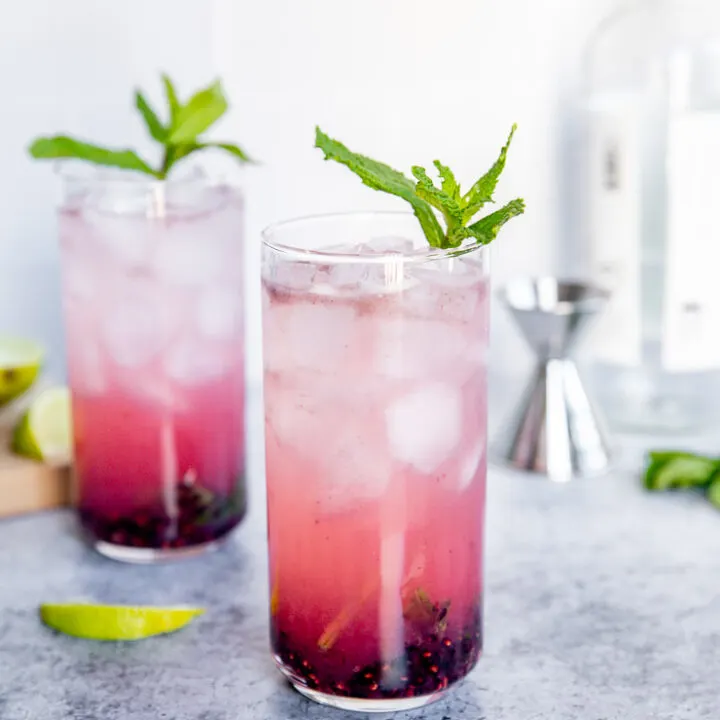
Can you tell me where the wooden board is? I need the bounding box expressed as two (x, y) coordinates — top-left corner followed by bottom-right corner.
(0, 428), (72, 519)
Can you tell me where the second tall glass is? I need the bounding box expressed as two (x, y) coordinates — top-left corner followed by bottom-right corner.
(262, 212), (489, 712)
(59, 167), (247, 563)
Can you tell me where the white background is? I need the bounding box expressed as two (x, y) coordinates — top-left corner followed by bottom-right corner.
(1, 0), (623, 384)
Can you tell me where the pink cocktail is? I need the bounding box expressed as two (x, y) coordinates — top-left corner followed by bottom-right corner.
(59, 168), (247, 563)
(262, 213), (489, 712)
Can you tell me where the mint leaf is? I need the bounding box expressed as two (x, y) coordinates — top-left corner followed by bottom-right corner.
(644, 452), (718, 491)
(162, 74), (181, 124)
(29, 136), (158, 177)
(168, 80), (228, 145)
(462, 124), (517, 222)
(466, 198), (526, 245)
(434, 160), (460, 201)
(315, 127), (445, 248)
(315, 126), (523, 250)
(30, 75), (253, 180)
(403, 588), (450, 635)
(203, 142), (253, 164)
(135, 91), (167, 142)
(162, 142), (253, 175)
(411, 166), (464, 227)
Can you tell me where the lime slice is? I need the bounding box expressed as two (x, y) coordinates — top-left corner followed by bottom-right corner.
(40, 603), (205, 641)
(12, 387), (72, 464)
(0, 337), (44, 407)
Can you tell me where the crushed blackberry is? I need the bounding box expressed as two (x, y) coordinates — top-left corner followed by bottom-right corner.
(80, 477), (246, 549)
(274, 615), (482, 700)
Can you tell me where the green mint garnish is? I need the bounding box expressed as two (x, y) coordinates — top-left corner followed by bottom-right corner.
(315, 126), (525, 250)
(29, 75), (252, 180)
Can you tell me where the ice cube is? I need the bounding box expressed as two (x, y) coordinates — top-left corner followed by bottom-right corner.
(196, 286), (242, 340)
(314, 262), (368, 292)
(84, 210), (154, 269)
(155, 227), (225, 286)
(322, 242), (366, 254)
(459, 437), (486, 491)
(266, 380), (326, 452)
(129, 375), (190, 412)
(363, 236), (415, 255)
(68, 340), (106, 395)
(375, 318), (473, 379)
(101, 278), (177, 368)
(313, 261), (411, 297)
(164, 340), (234, 385)
(62, 259), (97, 302)
(263, 300), (357, 373)
(268, 259), (317, 292)
(385, 383), (462, 473)
(404, 259), (487, 323)
(267, 373), (392, 509)
(321, 424), (393, 511)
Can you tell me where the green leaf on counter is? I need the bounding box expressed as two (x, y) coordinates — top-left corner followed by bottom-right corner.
(644, 451), (718, 491)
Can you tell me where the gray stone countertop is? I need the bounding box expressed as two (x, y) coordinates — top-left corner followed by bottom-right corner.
(1, 388), (720, 720)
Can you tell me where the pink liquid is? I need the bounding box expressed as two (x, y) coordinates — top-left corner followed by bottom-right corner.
(73, 365), (245, 549)
(263, 254), (489, 702)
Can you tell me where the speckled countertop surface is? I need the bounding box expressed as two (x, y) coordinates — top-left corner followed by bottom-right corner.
(1, 388), (720, 720)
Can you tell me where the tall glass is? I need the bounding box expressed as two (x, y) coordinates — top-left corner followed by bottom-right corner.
(58, 167), (247, 563)
(262, 213), (489, 712)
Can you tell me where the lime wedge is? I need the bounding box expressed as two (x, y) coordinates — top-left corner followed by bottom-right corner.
(39, 603), (205, 641)
(12, 387), (72, 464)
(0, 337), (44, 407)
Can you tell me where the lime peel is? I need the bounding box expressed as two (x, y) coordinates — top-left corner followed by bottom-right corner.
(0, 337), (44, 407)
(12, 386), (72, 464)
(39, 603), (205, 641)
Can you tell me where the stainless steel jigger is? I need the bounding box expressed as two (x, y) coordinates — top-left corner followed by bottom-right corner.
(496, 278), (612, 482)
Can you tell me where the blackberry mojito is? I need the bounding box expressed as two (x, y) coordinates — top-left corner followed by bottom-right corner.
(261, 126), (523, 711)
(262, 213), (490, 711)
(30, 76), (253, 562)
(59, 170), (247, 562)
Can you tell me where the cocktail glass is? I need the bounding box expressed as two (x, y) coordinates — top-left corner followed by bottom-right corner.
(262, 212), (489, 712)
(59, 166), (247, 563)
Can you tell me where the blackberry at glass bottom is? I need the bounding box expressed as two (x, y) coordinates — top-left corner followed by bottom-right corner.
(272, 608), (482, 713)
(79, 478), (246, 563)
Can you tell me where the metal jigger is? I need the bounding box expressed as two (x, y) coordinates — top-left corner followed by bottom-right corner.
(496, 278), (612, 483)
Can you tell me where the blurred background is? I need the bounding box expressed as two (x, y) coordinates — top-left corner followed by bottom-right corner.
(2, 0), (626, 390)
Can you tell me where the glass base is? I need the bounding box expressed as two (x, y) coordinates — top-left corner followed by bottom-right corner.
(290, 682), (447, 714)
(93, 537), (225, 564)
(276, 662), (448, 714)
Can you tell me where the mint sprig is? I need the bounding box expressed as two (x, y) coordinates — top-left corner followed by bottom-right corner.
(315, 126), (524, 250)
(29, 75), (252, 180)
(644, 450), (720, 509)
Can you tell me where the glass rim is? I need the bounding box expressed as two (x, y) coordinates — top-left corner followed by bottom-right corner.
(261, 211), (491, 265)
